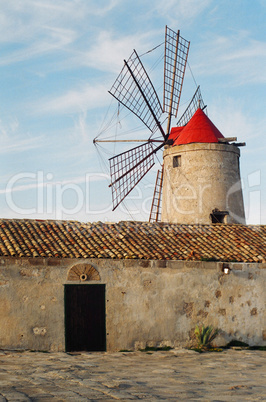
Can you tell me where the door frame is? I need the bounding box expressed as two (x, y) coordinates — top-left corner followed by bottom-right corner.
(64, 283), (106, 352)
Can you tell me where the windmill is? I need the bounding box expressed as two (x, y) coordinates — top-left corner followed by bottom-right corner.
(94, 26), (206, 222)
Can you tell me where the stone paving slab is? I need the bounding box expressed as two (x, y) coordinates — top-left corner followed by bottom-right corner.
(0, 349), (265, 401)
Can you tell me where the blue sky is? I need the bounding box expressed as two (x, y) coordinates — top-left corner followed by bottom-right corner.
(0, 0), (265, 224)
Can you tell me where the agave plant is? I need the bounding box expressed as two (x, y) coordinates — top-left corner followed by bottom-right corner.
(194, 325), (219, 349)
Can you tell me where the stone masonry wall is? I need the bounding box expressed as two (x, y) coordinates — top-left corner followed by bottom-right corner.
(161, 143), (246, 224)
(0, 257), (265, 351)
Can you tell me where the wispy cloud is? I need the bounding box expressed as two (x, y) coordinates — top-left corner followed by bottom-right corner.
(0, 118), (45, 154)
(209, 99), (265, 143)
(0, 27), (76, 66)
(0, 0), (120, 65)
(34, 83), (109, 115)
(153, 0), (213, 23)
(194, 31), (266, 85)
(1, 136), (45, 154)
(79, 30), (158, 73)
(79, 0), (120, 16)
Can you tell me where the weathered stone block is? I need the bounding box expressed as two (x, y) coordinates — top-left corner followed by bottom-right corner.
(47, 258), (62, 266)
(203, 262), (218, 270)
(184, 262), (202, 269)
(139, 261), (150, 268)
(28, 258), (45, 266)
(156, 260), (167, 268)
(232, 263), (243, 271)
(167, 260), (184, 270)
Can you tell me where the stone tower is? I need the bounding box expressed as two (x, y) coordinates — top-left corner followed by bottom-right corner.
(161, 109), (246, 224)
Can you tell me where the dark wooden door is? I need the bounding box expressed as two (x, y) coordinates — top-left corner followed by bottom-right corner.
(65, 284), (106, 352)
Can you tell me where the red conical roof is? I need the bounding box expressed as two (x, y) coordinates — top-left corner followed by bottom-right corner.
(173, 108), (224, 146)
(168, 126), (184, 142)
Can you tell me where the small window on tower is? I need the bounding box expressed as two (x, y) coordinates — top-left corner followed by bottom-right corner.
(173, 155), (181, 168)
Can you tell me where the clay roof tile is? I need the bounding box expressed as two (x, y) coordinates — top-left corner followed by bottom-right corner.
(0, 219), (265, 262)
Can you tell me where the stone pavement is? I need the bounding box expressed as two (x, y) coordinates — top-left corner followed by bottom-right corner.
(0, 349), (265, 401)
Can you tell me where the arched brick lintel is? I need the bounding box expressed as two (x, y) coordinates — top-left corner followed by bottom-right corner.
(67, 263), (100, 282)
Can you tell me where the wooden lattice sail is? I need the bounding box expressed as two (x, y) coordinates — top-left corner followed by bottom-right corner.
(94, 26), (207, 219)
(176, 85), (206, 127)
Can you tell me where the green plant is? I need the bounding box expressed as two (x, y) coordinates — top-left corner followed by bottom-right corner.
(194, 325), (219, 349)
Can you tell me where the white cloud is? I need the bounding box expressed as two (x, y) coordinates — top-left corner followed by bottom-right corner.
(194, 31), (266, 85)
(78, 30), (159, 73)
(79, 0), (120, 16)
(0, 27), (77, 66)
(0, 1), (78, 42)
(34, 83), (109, 115)
(74, 110), (88, 143)
(0, 136), (45, 154)
(0, 0), (120, 65)
(0, 118), (45, 154)
(153, 0), (213, 23)
(208, 99), (266, 143)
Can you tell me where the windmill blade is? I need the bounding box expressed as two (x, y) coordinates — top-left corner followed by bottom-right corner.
(164, 26), (190, 133)
(109, 142), (164, 211)
(109, 50), (165, 137)
(149, 168), (164, 222)
(176, 86), (206, 127)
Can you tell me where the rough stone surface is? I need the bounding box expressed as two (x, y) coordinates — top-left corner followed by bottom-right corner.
(162, 142), (245, 224)
(0, 258), (265, 352)
(0, 349), (265, 401)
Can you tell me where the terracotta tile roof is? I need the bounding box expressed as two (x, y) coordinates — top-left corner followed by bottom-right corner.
(0, 219), (265, 262)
